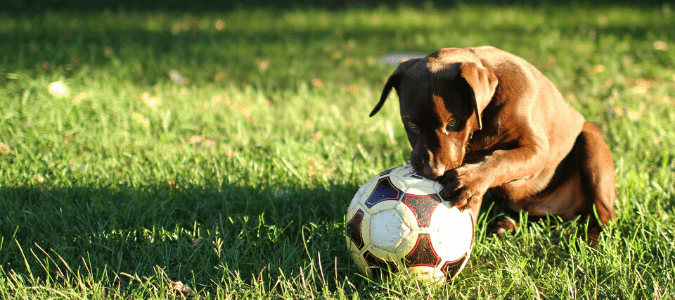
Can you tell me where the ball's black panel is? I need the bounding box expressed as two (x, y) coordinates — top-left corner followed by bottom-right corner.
(403, 194), (441, 227)
(441, 253), (468, 278)
(363, 250), (398, 277)
(346, 209), (365, 250)
(404, 233), (440, 268)
(364, 177), (402, 209)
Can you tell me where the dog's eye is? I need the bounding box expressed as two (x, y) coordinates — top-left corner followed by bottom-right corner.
(446, 118), (458, 130)
(406, 121), (418, 130)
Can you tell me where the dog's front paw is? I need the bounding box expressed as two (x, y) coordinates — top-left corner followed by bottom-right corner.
(487, 218), (518, 238)
(439, 164), (489, 210)
(579, 226), (601, 247)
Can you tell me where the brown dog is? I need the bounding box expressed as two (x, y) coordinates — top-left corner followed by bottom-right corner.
(370, 46), (616, 241)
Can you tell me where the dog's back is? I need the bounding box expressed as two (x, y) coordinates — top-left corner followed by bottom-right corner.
(467, 46), (585, 164)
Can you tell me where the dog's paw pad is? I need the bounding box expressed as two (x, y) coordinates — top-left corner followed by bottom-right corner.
(496, 227), (507, 236)
(487, 218), (518, 238)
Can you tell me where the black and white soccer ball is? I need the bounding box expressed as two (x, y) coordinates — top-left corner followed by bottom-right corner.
(345, 164), (474, 281)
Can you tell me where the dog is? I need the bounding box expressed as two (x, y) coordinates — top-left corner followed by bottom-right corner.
(370, 46), (617, 242)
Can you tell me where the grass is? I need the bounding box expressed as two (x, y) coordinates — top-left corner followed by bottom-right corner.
(1, 2), (674, 299)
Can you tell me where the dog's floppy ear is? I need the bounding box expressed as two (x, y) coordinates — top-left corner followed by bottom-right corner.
(369, 72), (401, 117)
(370, 60), (416, 117)
(369, 70), (403, 117)
(458, 62), (498, 130)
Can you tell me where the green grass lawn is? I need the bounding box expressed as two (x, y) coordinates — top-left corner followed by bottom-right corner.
(1, 3), (674, 299)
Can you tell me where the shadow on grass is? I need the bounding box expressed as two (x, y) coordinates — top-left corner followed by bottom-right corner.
(0, 179), (516, 295)
(0, 181), (362, 293)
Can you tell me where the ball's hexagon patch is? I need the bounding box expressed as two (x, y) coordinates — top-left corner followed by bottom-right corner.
(403, 194), (441, 227)
(369, 209), (410, 252)
(364, 177), (402, 209)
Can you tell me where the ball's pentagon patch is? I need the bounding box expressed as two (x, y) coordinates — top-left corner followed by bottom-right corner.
(404, 233), (440, 268)
(364, 177), (402, 209)
(346, 209), (365, 250)
(403, 194), (441, 227)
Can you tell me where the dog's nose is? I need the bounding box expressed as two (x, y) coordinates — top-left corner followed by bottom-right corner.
(422, 165), (445, 179)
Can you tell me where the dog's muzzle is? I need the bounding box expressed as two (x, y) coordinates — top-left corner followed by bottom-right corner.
(412, 149), (447, 179)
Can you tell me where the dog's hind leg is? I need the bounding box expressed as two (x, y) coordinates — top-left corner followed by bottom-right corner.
(574, 122), (618, 242)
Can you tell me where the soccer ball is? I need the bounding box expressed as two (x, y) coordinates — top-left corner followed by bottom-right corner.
(345, 164), (474, 281)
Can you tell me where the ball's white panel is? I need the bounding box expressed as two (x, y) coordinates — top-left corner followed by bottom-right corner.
(346, 199), (361, 225)
(395, 165), (424, 183)
(367, 245), (399, 262)
(386, 165), (412, 191)
(394, 202), (421, 232)
(393, 164), (443, 195)
(429, 203), (474, 262)
(365, 199), (401, 214)
(348, 246), (370, 275)
(386, 175), (407, 192)
(369, 209), (410, 252)
(405, 183), (443, 195)
(347, 195), (359, 213)
(345, 203), (358, 220)
(360, 208), (371, 248)
(354, 179), (376, 208)
(393, 202), (423, 261)
(394, 230), (419, 260)
(348, 185), (365, 212)
(390, 164), (415, 178)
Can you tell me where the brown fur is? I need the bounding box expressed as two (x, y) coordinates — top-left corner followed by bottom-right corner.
(370, 46), (617, 242)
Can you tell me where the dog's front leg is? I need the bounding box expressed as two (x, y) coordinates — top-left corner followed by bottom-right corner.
(440, 132), (550, 210)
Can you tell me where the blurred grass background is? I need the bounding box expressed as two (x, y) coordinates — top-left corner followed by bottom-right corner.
(3, 0), (673, 11)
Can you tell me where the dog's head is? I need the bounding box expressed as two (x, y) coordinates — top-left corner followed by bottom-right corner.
(370, 48), (498, 179)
